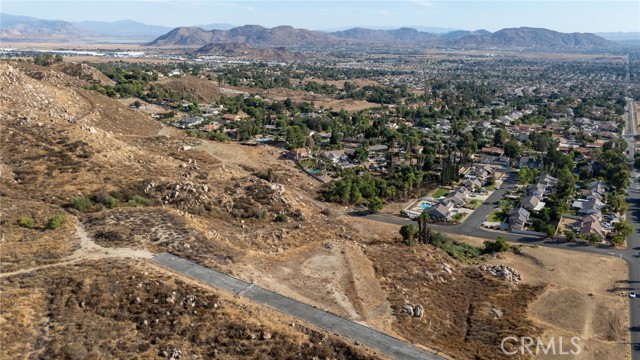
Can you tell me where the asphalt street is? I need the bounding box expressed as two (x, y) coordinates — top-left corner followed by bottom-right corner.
(151, 252), (445, 360)
(623, 100), (640, 358)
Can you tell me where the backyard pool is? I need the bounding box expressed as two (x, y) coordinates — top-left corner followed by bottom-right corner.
(419, 202), (432, 209)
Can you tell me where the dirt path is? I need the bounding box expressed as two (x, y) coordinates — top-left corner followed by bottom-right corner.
(157, 125), (183, 137)
(0, 221), (152, 278)
(582, 296), (596, 339)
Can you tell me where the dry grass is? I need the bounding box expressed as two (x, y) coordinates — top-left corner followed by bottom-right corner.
(0, 199), (78, 272)
(366, 243), (543, 360)
(0, 260), (380, 360)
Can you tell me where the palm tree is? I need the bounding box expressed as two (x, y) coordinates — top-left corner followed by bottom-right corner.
(417, 212), (432, 244)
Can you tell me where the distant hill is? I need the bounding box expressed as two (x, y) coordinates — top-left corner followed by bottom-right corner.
(331, 27), (436, 42)
(1, 13), (172, 41)
(194, 42), (308, 61)
(454, 27), (615, 49)
(196, 23), (237, 31)
(439, 29), (491, 41)
(0, 13), (86, 41)
(74, 20), (172, 39)
(147, 25), (338, 47)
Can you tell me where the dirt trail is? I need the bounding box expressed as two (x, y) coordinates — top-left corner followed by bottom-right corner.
(582, 296), (596, 339)
(0, 221), (152, 278)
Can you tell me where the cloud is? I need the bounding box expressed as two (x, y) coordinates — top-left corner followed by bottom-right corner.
(410, 0), (434, 8)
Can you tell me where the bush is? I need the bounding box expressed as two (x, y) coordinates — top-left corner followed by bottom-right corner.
(275, 213), (288, 222)
(483, 236), (510, 253)
(18, 215), (35, 229)
(104, 195), (120, 209)
(431, 232), (482, 261)
(47, 215), (66, 229)
(126, 195), (150, 207)
(71, 196), (93, 211)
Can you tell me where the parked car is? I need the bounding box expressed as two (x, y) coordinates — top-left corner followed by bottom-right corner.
(630, 291), (637, 298)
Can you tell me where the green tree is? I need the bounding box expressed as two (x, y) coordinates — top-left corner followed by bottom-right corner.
(607, 194), (628, 215)
(564, 230), (576, 242)
(483, 236), (510, 253)
(285, 126), (306, 150)
(613, 220), (633, 240)
(417, 212), (433, 244)
(399, 224), (418, 245)
(518, 166), (533, 185)
(503, 140), (522, 160)
(367, 196), (383, 213)
(352, 147), (369, 164)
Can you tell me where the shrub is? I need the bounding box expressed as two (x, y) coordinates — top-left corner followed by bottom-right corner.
(126, 195), (150, 207)
(47, 215), (66, 229)
(275, 213), (288, 222)
(18, 215), (35, 229)
(104, 195), (120, 209)
(71, 196), (93, 211)
(483, 236), (510, 253)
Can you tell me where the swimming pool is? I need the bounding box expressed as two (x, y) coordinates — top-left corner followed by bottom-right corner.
(419, 202), (432, 209)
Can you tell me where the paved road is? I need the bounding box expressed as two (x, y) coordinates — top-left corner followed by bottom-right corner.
(623, 99), (640, 358)
(151, 252), (444, 360)
(626, 168), (640, 358)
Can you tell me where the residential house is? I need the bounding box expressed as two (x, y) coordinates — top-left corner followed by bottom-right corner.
(291, 148), (312, 160)
(519, 156), (543, 170)
(369, 144), (389, 153)
(221, 113), (247, 122)
(463, 178), (484, 192)
(539, 174), (558, 187)
(509, 207), (531, 231)
(480, 147), (505, 156)
(200, 122), (222, 132)
(442, 191), (467, 207)
(176, 117), (204, 128)
(521, 195), (546, 212)
(577, 197), (605, 217)
(589, 180), (609, 195)
(429, 202), (454, 221)
(321, 150), (346, 163)
(527, 183), (547, 197)
(578, 215), (605, 239)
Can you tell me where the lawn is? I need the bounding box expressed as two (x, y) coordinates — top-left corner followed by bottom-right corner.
(487, 210), (506, 222)
(465, 200), (482, 210)
(298, 159), (315, 169)
(431, 187), (450, 198)
(452, 212), (468, 223)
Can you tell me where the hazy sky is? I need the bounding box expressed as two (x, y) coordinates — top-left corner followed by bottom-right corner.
(3, 0), (640, 32)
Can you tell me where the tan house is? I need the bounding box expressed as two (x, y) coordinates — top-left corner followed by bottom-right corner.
(291, 147), (312, 160)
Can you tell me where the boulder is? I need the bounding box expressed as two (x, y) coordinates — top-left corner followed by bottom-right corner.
(402, 304), (414, 317)
(414, 304), (424, 318)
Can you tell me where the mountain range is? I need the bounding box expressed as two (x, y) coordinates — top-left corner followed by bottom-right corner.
(147, 25), (618, 50)
(0, 13), (630, 50)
